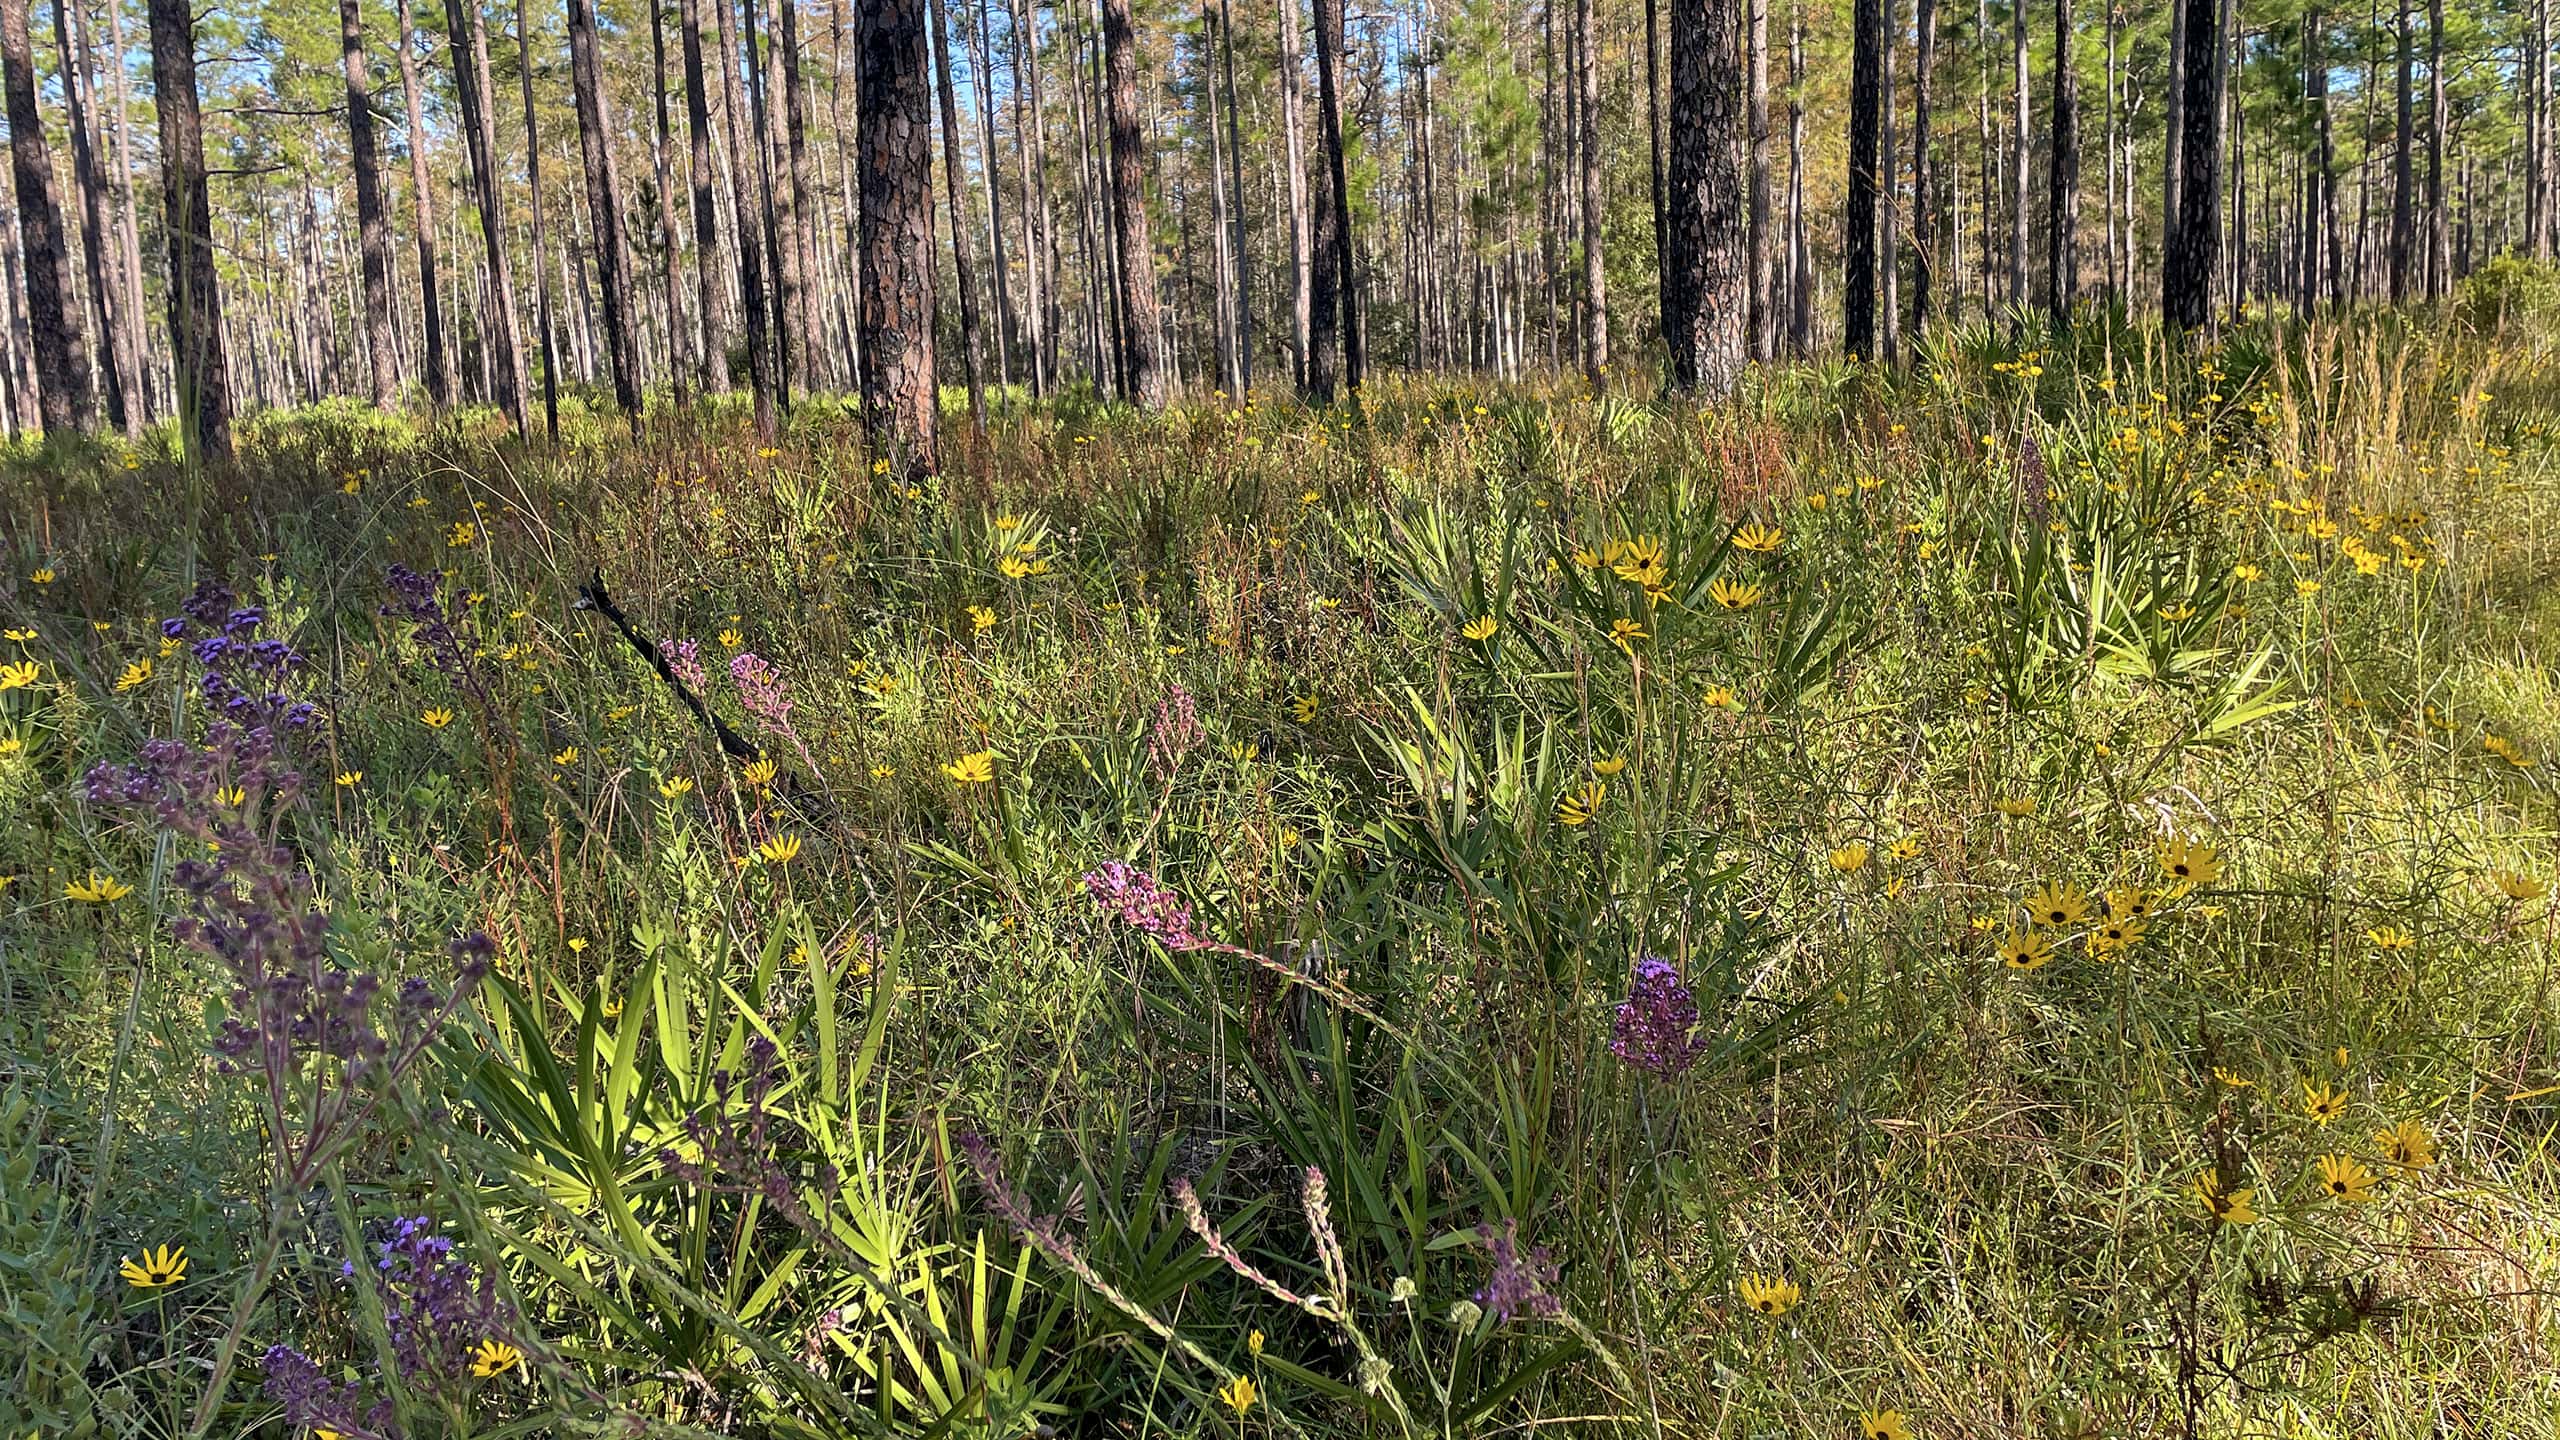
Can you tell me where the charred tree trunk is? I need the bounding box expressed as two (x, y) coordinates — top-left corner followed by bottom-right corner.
(716, 0), (777, 430)
(1099, 0), (1164, 406)
(856, 0), (939, 472)
(2164, 0), (2221, 330)
(1910, 0), (1937, 337)
(679, 0), (730, 393)
(55, 0), (132, 431)
(2008, 0), (2027, 329)
(568, 0), (644, 423)
(445, 0), (529, 430)
(339, 0), (398, 406)
(1576, 0), (1606, 388)
(394, 0), (453, 409)
(778, 0), (820, 392)
(520, 0), (561, 439)
(2423, 0), (2445, 298)
(1308, 0), (1360, 399)
(147, 0), (229, 459)
(1664, 0), (1746, 395)
(1846, 0), (1883, 357)
(2, 0), (93, 432)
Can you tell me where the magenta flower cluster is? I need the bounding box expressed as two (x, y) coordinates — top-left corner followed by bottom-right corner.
(1081, 862), (1202, 950)
(1147, 683), (1203, 776)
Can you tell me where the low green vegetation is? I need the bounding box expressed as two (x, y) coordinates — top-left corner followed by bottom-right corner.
(4, 307), (2558, 1438)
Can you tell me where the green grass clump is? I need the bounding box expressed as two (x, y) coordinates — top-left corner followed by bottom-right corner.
(3, 311), (2558, 1439)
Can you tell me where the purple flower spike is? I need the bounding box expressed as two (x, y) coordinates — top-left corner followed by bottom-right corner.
(1081, 862), (1203, 950)
(1609, 956), (1701, 1077)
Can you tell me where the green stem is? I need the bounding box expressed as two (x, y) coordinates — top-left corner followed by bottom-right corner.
(181, 1190), (292, 1440)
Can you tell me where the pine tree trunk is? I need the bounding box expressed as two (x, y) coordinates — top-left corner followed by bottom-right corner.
(2387, 0), (2410, 302)
(1664, 0), (1745, 395)
(1010, 0), (1058, 390)
(1277, 0), (1312, 388)
(856, 0), (939, 472)
(778, 0), (820, 391)
(1845, 0), (1882, 357)
(2046, 0), (2076, 322)
(445, 0), (528, 430)
(146, 0), (228, 458)
(716, 0), (777, 429)
(2423, 0), (2445, 298)
(744, 0), (793, 404)
(1909, 0), (1936, 338)
(649, 0), (693, 404)
(567, 0), (643, 422)
(1745, 0), (1768, 359)
(55, 0), (133, 430)
(393, 0), (452, 409)
(519, 0), (561, 438)
(1879, 0), (1898, 358)
(933, 0), (989, 434)
(1788, 2), (1810, 350)
(679, 0), (731, 392)
(2164, 0), (2221, 329)
(1312, 0), (1360, 395)
(1218, 0), (1252, 391)
(101, 0), (151, 417)
(1303, 0), (1341, 399)
(337, 0), (397, 407)
(1576, 0), (1606, 388)
(1099, 0), (1164, 405)
(2, 0), (94, 432)
(2008, 0), (2027, 328)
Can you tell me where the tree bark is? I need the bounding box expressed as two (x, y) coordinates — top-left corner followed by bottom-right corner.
(857, 0), (938, 472)
(2163, 0), (2221, 330)
(2388, 0), (2410, 302)
(1219, 0), (1252, 391)
(1909, 0), (1936, 337)
(1099, 0), (1164, 406)
(2, 0), (93, 432)
(679, 0), (731, 392)
(1664, 0), (1745, 395)
(56, 0), (133, 430)
(1846, 0), (1882, 357)
(1787, 1), (1809, 351)
(2046, 0), (2077, 323)
(568, 0), (644, 422)
(1746, 0), (1769, 359)
(394, 0), (453, 409)
(2008, 0), (2027, 329)
(338, 0), (397, 407)
(716, 0), (777, 429)
(446, 0), (529, 430)
(1309, 0), (1360, 399)
(649, 0), (693, 404)
(520, 0), (561, 439)
(146, 0), (228, 459)
(778, 0), (820, 392)
(1277, 0), (1311, 388)
(933, 0), (989, 434)
(1576, 0), (1606, 388)
(2423, 0), (2445, 298)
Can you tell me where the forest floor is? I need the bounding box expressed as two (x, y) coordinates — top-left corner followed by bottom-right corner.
(5, 306), (2560, 1439)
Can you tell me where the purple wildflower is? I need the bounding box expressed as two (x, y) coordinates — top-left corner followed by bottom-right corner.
(1081, 862), (1202, 949)
(1609, 956), (1701, 1077)
(728, 651), (820, 777)
(1148, 684), (1203, 776)
(85, 596), (488, 1187)
(1473, 1220), (1561, 1322)
(262, 1344), (395, 1440)
(665, 637), (706, 692)
(371, 1216), (514, 1387)
(380, 565), (504, 738)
